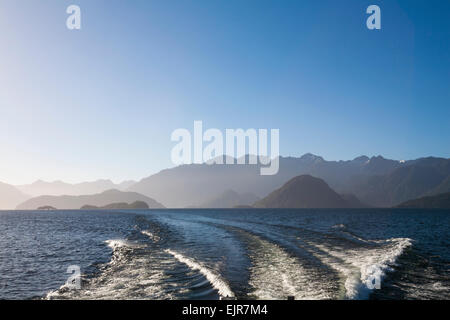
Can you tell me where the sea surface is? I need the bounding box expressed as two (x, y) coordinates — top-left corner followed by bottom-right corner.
(0, 209), (448, 300)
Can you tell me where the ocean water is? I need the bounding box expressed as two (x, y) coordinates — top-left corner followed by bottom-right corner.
(0, 209), (448, 300)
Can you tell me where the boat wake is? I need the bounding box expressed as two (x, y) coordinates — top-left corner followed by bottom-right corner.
(241, 231), (334, 300)
(47, 238), (170, 300)
(165, 249), (235, 299)
(45, 213), (417, 300)
(307, 237), (412, 299)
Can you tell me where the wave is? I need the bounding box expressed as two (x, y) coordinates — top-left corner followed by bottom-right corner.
(140, 230), (160, 242)
(46, 238), (169, 300)
(105, 239), (128, 249)
(240, 231), (335, 300)
(165, 249), (235, 299)
(308, 237), (412, 299)
(45, 282), (74, 299)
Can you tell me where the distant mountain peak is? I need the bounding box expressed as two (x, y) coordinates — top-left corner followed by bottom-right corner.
(353, 155), (370, 162)
(254, 175), (358, 209)
(300, 153), (324, 162)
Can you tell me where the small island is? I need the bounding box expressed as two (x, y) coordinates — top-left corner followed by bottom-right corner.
(37, 206), (57, 210)
(80, 201), (150, 210)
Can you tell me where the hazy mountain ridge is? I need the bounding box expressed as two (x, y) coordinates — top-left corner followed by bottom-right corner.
(129, 154), (450, 208)
(3, 154), (449, 209)
(343, 158), (450, 206)
(16, 179), (137, 197)
(197, 189), (260, 208)
(0, 182), (30, 210)
(16, 189), (164, 210)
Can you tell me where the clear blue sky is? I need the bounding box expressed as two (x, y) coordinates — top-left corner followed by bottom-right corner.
(0, 0), (449, 184)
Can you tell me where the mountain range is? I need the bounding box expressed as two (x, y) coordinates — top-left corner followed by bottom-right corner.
(16, 179), (136, 197)
(2, 153), (449, 210)
(128, 154), (450, 208)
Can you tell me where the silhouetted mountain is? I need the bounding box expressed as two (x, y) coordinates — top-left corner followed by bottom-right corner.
(426, 175), (450, 196)
(80, 201), (150, 210)
(396, 192), (450, 209)
(346, 157), (450, 206)
(16, 189), (164, 210)
(128, 154), (450, 208)
(198, 189), (260, 208)
(0, 182), (30, 210)
(253, 175), (358, 208)
(16, 179), (137, 197)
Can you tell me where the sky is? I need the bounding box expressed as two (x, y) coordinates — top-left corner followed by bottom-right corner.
(0, 0), (449, 185)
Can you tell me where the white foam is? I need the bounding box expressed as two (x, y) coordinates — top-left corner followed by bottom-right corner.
(46, 283), (71, 299)
(47, 256), (170, 300)
(46, 238), (171, 300)
(141, 230), (160, 242)
(431, 281), (448, 291)
(105, 239), (144, 250)
(165, 249), (235, 298)
(105, 239), (128, 249)
(309, 237), (412, 299)
(245, 233), (333, 300)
